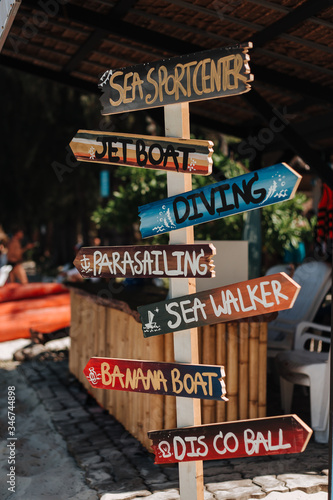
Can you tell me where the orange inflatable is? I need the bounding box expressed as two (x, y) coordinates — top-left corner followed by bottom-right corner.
(0, 283), (71, 341)
(0, 283), (68, 303)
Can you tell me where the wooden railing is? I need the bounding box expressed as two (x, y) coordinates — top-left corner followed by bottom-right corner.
(69, 288), (267, 450)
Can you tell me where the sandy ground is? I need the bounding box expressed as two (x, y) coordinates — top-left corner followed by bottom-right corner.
(0, 342), (98, 500)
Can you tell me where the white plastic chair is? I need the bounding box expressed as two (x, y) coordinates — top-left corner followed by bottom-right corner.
(275, 321), (331, 443)
(267, 261), (332, 357)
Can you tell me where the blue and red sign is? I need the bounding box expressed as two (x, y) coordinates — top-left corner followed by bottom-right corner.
(84, 357), (227, 401)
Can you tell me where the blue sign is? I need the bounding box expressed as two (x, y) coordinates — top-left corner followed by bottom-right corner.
(100, 170), (110, 198)
(139, 163), (301, 238)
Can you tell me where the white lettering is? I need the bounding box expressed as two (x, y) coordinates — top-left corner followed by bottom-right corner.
(122, 251), (135, 275)
(151, 250), (164, 275)
(133, 251), (143, 274)
(174, 436), (186, 460)
(166, 303), (182, 329)
(93, 250), (103, 276)
(271, 280), (289, 304)
(237, 287), (255, 312)
(180, 300), (195, 324)
(259, 281), (274, 307)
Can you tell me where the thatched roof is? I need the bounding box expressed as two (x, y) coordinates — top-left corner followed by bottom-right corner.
(1, 0), (333, 185)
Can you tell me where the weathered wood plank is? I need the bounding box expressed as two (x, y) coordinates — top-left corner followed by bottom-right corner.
(139, 163), (301, 238)
(99, 43), (253, 115)
(148, 415), (313, 464)
(84, 357), (227, 401)
(69, 130), (213, 175)
(74, 244), (216, 279)
(137, 273), (301, 337)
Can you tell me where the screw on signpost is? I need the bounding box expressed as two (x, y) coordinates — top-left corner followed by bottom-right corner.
(165, 102), (204, 500)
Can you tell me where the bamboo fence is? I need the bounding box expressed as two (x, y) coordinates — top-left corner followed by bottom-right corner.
(69, 288), (267, 450)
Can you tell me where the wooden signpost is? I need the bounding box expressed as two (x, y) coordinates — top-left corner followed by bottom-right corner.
(148, 415), (312, 464)
(139, 162), (302, 238)
(84, 357), (227, 401)
(69, 130), (213, 175)
(79, 40), (310, 500)
(99, 43), (253, 115)
(138, 272), (301, 337)
(74, 244), (215, 279)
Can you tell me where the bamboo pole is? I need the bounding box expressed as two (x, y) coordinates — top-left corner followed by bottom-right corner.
(258, 322), (268, 417)
(164, 332), (177, 429)
(226, 322), (239, 421)
(69, 289), (79, 376)
(118, 311), (129, 431)
(98, 303), (108, 408)
(126, 313), (135, 439)
(249, 322), (260, 418)
(216, 323), (227, 422)
(165, 103), (204, 500)
(238, 322), (249, 420)
(148, 335), (165, 438)
(105, 307), (116, 417)
(79, 295), (89, 388)
(202, 325), (216, 424)
(134, 310), (145, 446)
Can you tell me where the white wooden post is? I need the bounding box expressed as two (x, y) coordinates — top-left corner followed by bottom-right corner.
(165, 102), (204, 500)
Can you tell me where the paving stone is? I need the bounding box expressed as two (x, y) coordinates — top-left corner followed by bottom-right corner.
(55, 422), (78, 433)
(87, 405), (107, 415)
(206, 479), (265, 500)
(100, 491), (151, 499)
(68, 442), (96, 454)
(75, 449), (98, 461)
(49, 411), (71, 423)
(204, 465), (235, 477)
(77, 454), (103, 468)
(88, 435), (110, 447)
(140, 489), (180, 500)
(205, 472), (243, 483)
(86, 469), (113, 484)
(150, 481), (179, 491)
(68, 407), (91, 418)
(99, 449), (124, 461)
(43, 399), (64, 411)
(36, 386), (55, 399)
(253, 475), (289, 493)
(78, 422), (101, 433)
(108, 478), (149, 493)
(204, 490), (215, 500)
(161, 466), (178, 481)
(60, 398), (83, 409)
(235, 460), (285, 478)
(277, 473), (328, 493)
(262, 492), (328, 500)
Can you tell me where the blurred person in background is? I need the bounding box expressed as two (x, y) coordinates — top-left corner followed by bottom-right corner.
(7, 228), (35, 284)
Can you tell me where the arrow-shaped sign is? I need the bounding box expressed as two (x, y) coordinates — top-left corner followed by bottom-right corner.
(69, 130), (213, 175)
(74, 244), (216, 279)
(138, 163), (301, 238)
(84, 357), (227, 401)
(148, 415), (312, 464)
(137, 272), (300, 337)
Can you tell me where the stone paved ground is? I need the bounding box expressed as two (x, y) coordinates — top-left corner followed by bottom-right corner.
(1, 351), (329, 500)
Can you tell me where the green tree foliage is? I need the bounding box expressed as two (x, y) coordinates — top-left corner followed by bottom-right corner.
(92, 150), (315, 262)
(261, 193), (315, 257)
